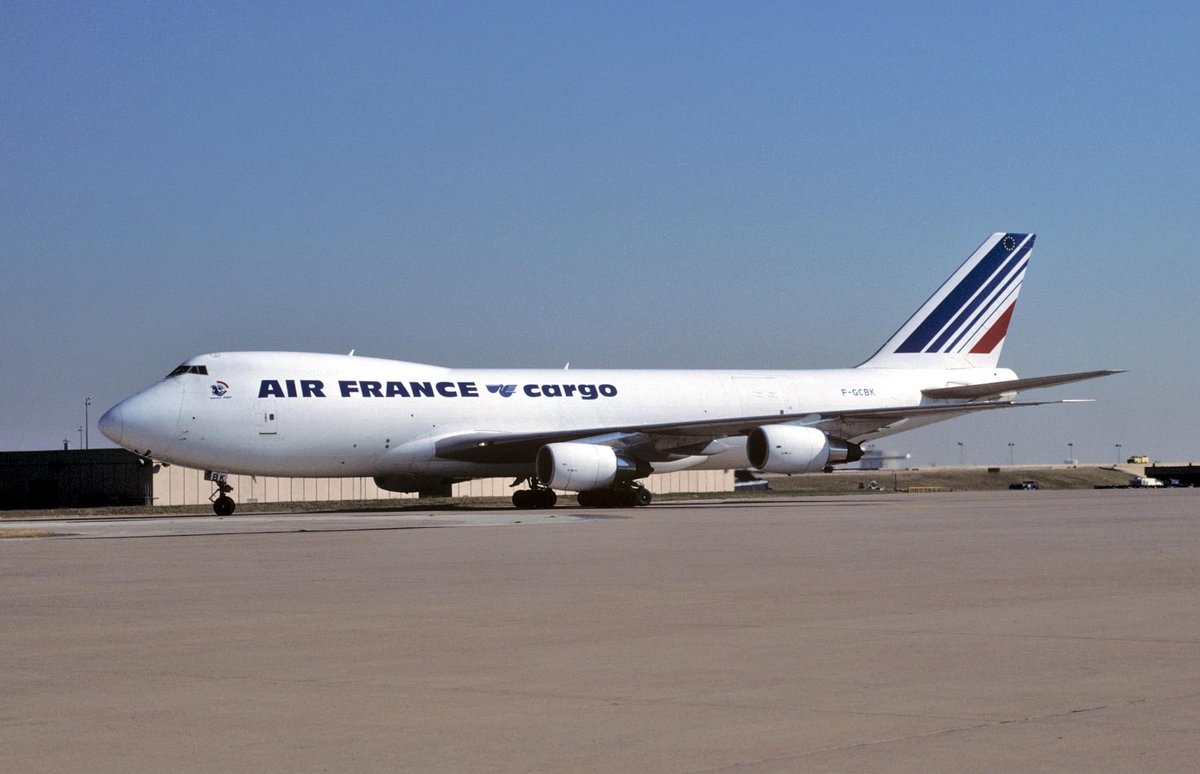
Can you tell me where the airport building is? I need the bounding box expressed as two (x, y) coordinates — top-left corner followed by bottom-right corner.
(0, 450), (152, 509)
(1145, 464), (1200, 487)
(0, 449), (732, 510)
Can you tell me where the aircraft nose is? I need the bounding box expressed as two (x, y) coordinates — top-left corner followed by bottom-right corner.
(98, 403), (125, 446)
(99, 381), (184, 455)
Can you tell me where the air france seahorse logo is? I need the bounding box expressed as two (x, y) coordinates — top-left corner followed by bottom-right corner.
(210, 380), (230, 398)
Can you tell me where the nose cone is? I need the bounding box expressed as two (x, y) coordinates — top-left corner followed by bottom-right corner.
(99, 381), (184, 455)
(98, 403), (125, 446)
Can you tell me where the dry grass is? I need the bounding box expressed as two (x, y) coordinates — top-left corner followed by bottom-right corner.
(0, 528), (60, 538)
(759, 466), (1135, 496)
(0, 467), (1140, 520)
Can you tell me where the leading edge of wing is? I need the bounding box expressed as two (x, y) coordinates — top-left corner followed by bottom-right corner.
(433, 399), (1076, 464)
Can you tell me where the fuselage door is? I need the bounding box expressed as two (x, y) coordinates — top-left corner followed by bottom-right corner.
(257, 398), (278, 435)
(732, 374), (795, 416)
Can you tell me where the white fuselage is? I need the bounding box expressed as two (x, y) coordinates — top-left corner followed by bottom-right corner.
(99, 351), (1015, 479)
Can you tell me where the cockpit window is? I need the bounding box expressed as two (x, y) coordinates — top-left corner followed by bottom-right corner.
(166, 364), (209, 377)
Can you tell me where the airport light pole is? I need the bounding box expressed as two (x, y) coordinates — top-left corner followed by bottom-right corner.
(1067, 442), (1074, 466)
(84, 397), (91, 449)
(78, 426), (83, 450)
(1116, 443), (1122, 464)
(1008, 442), (1015, 465)
(957, 441), (964, 465)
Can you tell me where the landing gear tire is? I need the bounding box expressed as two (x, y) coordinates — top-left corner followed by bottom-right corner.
(208, 474), (236, 516)
(513, 486), (557, 509)
(577, 484), (652, 508)
(577, 489), (616, 508)
(213, 495), (235, 517)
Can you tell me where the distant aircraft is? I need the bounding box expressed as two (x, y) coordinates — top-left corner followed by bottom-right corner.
(99, 233), (1118, 515)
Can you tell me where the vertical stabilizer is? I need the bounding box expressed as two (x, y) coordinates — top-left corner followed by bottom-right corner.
(858, 232), (1034, 370)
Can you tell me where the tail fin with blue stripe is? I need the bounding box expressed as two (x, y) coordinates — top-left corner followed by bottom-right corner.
(858, 232), (1034, 370)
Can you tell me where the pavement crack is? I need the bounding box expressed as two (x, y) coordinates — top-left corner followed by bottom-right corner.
(690, 695), (1170, 773)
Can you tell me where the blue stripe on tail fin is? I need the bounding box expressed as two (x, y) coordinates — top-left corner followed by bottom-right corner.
(858, 233), (1034, 369)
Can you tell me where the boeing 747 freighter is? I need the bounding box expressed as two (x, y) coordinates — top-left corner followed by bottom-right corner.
(99, 233), (1118, 514)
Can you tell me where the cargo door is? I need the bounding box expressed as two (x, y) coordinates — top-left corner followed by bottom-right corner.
(732, 375), (795, 417)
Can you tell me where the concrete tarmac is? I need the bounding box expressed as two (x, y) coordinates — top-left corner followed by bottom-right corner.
(3, 490), (1199, 772)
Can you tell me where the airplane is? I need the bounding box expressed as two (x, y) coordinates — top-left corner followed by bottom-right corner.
(99, 233), (1119, 515)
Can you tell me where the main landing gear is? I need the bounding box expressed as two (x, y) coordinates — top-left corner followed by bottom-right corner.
(510, 478), (653, 509)
(512, 481), (558, 509)
(205, 471), (236, 516)
(576, 481), (653, 508)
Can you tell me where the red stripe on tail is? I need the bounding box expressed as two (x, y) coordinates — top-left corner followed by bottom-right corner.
(969, 303), (1016, 354)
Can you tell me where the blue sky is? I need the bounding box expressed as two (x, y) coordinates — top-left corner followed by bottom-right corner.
(2, 2), (1196, 465)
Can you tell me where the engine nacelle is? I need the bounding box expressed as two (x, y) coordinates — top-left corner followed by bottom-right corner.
(535, 442), (649, 492)
(746, 425), (862, 473)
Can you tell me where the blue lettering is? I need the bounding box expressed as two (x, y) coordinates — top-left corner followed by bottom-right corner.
(320, 377), (616, 400)
(259, 380), (285, 398)
(517, 382), (618, 399)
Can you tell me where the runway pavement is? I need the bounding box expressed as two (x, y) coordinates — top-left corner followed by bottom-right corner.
(3, 490), (1199, 772)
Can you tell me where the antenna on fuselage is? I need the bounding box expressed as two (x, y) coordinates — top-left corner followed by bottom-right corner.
(348, 349), (356, 356)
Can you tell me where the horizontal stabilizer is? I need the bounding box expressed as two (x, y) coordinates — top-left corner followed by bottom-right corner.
(922, 370), (1124, 400)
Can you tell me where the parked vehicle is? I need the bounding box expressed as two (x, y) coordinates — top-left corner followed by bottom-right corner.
(1009, 480), (1040, 490)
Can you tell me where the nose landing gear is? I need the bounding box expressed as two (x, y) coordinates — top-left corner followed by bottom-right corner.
(205, 471), (236, 516)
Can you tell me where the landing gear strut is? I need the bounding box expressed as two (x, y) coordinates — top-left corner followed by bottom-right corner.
(511, 479), (558, 509)
(206, 471), (236, 516)
(576, 481), (653, 508)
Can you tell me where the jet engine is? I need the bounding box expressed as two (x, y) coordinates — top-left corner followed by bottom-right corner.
(746, 425), (862, 473)
(535, 442), (650, 491)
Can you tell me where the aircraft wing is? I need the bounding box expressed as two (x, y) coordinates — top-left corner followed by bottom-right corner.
(921, 370), (1123, 401)
(434, 399), (1075, 464)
